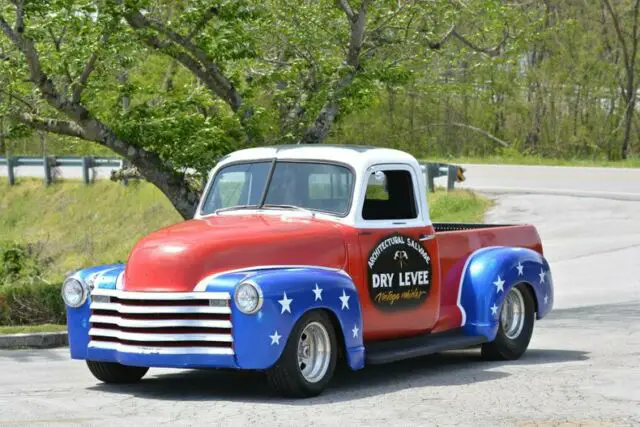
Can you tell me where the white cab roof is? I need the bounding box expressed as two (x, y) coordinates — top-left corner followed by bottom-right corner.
(216, 144), (421, 171)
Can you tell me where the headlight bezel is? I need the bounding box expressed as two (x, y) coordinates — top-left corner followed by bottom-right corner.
(234, 281), (263, 314)
(61, 277), (88, 308)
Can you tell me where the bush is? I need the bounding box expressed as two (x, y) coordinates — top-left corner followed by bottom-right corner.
(0, 241), (43, 285)
(0, 280), (66, 326)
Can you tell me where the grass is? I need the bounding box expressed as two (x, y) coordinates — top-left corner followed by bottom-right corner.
(428, 188), (492, 223)
(0, 179), (490, 282)
(422, 154), (640, 168)
(0, 178), (182, 281)
(0, 324), (67, 335)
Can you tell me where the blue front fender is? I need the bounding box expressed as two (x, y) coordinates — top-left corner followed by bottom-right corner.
(65, 264), (125, 359)
(460, 247), (554, 341)
(200, 267), (365, 371)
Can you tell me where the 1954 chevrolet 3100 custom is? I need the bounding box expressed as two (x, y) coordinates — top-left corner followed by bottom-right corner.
(62, 145), (554, 397)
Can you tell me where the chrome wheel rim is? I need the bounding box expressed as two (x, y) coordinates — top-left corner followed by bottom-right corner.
(500, 287), (526, 340)
(297, 321), (331, 383)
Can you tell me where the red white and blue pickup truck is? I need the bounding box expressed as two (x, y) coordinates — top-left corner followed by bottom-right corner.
(62, 145), (554, 397)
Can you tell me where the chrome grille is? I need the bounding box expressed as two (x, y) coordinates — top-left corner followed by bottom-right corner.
(88, 289), (233, 355)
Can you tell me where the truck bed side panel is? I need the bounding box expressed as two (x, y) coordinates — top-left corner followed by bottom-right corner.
(432, 224), (543, 333)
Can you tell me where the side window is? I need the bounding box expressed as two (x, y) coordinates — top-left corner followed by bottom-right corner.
(362, 170), (418, 220)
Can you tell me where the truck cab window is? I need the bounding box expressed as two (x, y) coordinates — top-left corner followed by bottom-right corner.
(362, 170), (418, 220)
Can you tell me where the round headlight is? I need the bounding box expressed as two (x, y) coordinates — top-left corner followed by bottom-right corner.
(234, 281), (263, 314)
(61, 278), (87, 308)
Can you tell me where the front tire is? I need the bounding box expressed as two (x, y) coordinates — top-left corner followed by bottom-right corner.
(266, 310), (338, 398)
(86, 360), (149, 384)
(481, 283), (535, 361)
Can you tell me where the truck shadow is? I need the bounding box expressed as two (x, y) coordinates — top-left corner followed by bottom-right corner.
(88, 348), (588, 404)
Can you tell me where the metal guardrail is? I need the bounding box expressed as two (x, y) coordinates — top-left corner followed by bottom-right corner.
(0, 156), (124, 185)
(0, 156), (465, 191)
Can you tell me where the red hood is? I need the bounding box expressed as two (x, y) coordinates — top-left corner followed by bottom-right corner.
(123, 214), (347, 291)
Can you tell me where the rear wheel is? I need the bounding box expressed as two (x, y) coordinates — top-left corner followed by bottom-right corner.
(481, 283), (535, 360)
(266, 310), (338, 398)
(86, 360), (149, 384)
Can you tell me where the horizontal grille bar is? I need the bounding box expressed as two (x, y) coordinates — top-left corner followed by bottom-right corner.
(90, 323), (231, 335)
(91, 289), (230, 301)
(90, 302), (231, 315)
(89, 315), (232, 329)
(91, 336), (232, 348)
(89, 328), (233, 343)
(88, 341), (234, 355)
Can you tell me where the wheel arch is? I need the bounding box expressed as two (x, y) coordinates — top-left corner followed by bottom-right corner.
(460, 246), (554, 341)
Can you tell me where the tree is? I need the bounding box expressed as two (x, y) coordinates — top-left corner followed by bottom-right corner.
(0, 0), (515, 218)
(601, 0), (640, 159)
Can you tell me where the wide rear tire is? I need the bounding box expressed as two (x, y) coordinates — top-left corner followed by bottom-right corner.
(266, 310), (338, 398)
(86, 360), (149, 384)
(481, 283), (535, 361)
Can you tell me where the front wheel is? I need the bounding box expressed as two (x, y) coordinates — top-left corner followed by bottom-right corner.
(86, 360), (149, 384)
(481, 283), (535, 361)
(266, 310), (338, 398)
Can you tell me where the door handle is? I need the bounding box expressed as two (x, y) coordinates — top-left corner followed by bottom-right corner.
(419, 234), (435, 241)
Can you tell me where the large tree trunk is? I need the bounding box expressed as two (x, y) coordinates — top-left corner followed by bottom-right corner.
(621, 95), (635, 159)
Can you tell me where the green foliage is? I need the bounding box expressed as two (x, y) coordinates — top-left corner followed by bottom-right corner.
(0, 280), (66, 326)
(0, 241), (43, 285)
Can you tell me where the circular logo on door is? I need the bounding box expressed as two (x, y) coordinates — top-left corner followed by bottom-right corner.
(367, 233), (432, 310)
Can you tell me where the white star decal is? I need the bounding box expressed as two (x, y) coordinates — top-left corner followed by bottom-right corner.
(278, 292), (293, 314)
(516, 262), (524, 276)
(493, 276), (505, 293)
(339, 290), (350, 310)
(269, 330), (281, 345)
(312, 283), (323, 301)
(539, 269), (546, 284)
(352, 324), (359, 338)
(544, 293), (549, 305)
(490, 303), (499, 317)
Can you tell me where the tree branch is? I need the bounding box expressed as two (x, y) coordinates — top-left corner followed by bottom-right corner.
(452, 29), (507, 57)
(72, 31), (112, 103)
(0, 88), (35, 111)
(426, 25), (456, 50)
(602, 0), (631, 69)
(124, 8), (242, 112)
(14, 0), (24, 34)
(301, 0), (368, 144)
(337, 0), (355, 22)
(13, 112), (87, 139)
(428, 122), (509, 147)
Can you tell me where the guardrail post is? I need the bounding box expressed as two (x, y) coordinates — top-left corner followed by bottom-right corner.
(447, 165), (457, 192)
(425, 164), (437, 192)
(81, 156), (92, 185)
(7, 157), (15, 185)
(43, 156), (52, 186)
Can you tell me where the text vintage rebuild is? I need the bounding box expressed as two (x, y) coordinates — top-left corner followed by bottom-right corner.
(62, 145), (554, 397)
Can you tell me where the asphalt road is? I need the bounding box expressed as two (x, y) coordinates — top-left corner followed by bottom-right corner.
(1, 170), (640, 426)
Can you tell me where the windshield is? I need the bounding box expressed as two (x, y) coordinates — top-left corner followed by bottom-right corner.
(200, 161), (354, 216)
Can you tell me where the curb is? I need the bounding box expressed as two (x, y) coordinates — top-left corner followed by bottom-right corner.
(0, 332), (68, 349)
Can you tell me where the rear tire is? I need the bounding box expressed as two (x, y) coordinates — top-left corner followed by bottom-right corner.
(86, 360), (148, 384)
(266, 310), (338, 398)
(481, 283), (535, 361)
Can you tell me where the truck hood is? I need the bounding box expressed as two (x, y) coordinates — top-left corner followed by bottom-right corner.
(123, 214), (347, 292)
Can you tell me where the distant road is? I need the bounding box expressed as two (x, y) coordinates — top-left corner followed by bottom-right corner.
(456, 163), (640, 200)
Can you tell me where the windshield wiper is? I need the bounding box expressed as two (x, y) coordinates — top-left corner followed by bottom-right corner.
(214, 205), (259, 214)
(262, 204), (315, 216)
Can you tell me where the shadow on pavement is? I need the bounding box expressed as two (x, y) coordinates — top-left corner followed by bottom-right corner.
(87, 348), (588, 405)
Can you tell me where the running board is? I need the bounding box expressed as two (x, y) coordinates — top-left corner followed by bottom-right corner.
(365, 329), (487, 365)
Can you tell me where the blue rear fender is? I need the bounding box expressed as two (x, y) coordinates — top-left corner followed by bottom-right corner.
(201, 267), (365, 371)
(460, 246), (554, 341)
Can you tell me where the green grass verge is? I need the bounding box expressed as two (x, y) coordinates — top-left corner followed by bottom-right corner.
(1, 179), (490, 282)
(0, 324), (67, 335)
(428, 189), (492, 223)
(0, 178), (182, 281)
(422, 154), (640, 168)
